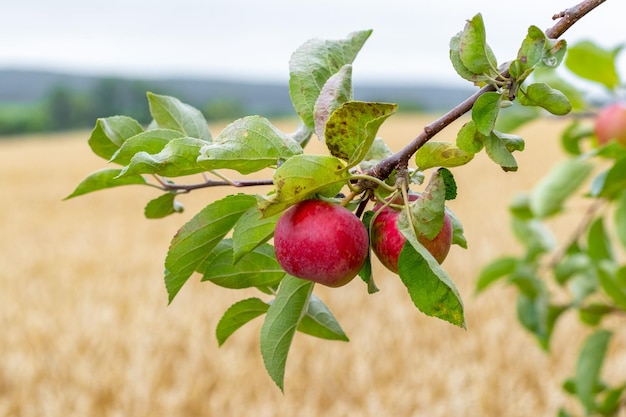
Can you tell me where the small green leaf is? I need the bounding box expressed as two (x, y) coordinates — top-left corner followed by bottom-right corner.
(458, 13), (498, 75)
(484, 131), (518, 172)
(297, 293), (349, 341)
(359, 210), (378, 294)
(598, 266), (626, 310)
(289, 30), (372, 128)
(575, 329), (612, 415)
(397, 240), (465, 328)
(449, 32), (489, 85)
(475, 256), (518, 293)
(260, 275), (314, 392)
(198, 115), (303, 174)
(257, 154), (348, 218)
(216, 298), (269, 346)
(314, 64), (354, 140)
(109, 128), (184, 166)
(399, 169), (448, 240)
(164, 194), (256, 303)
(615, 191), (626, 249)
(560, 120), (594, 156)
(510, 25), (546, 79)
(519, 83), (572, 116)
(456, 121), (484, 153)
(144, 193), (184, 219)
(147, 92), (212, 140)
(530, 159), (593, 218)
(472, 91), (502, 136)
(324, 101), (397, 167)
(516, 294), (566, 350)
(118, 137), (209, 178)
(590, 157), (626, 198)
(64, 168), (147, 200)
(533, 67), (586, 111)
(566, 40), (621, 90)
(88, 116), (144, 160)
(446, 207), (467, 249)
(414, 142), (474, 170)
(511, 218), (555, 260)
(587, 217), (614, 262)
(359, 137), (394, 172)
(232, 208), (280, 262)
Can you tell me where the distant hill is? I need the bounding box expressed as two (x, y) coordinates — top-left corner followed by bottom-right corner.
(0, 69), (477, 135)
(0, 69), (475, 113)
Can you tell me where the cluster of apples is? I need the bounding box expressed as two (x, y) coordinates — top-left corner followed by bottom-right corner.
(273, 195), (452, 287)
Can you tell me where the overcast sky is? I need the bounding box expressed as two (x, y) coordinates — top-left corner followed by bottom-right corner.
(1, 1), (625, 86)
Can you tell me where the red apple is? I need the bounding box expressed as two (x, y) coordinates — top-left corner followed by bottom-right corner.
(274, 199), (369, 287)
(595, 102), (626, 146)
(371, 194), (452, 273)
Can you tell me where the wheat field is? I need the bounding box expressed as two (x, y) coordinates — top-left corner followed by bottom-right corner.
(1, 114), (624, 417)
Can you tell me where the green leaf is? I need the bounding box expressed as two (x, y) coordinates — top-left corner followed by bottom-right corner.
(511, 218), (555, 260)
(257, 154), (348, 217)
(397, 239), (465, 328)
(359, 210), (378, 294)
(475, 256), (518, 293)
(598, 265), (626, 309)
(199, 240), (285, 289)
(147, 92), (212, 140)
(446, 207), (467, 249)
(533, 67), (586, 111)
(484, 131), (518, 172)
(590, 157), (626, 198)
(575, 329), (612, 415)
(216, 298), (269, 346)
(456, 121), (484, 153)
(449, 32), (489, 85)
(587, 217), (614, 262)
(289, 30), (372, 129)
(518, 83), (572, 116)
(118, 137), (209, 178)
(458, 13), (498, 75)
(560, 120), (594, 156)
(110, 128), (184, 166)
(314, 64), (353, 140)
(164, 194), (256, 303)
(359, 137), (394, 172)
(399, 169), (448, 240)
(232, 208), (280, 263)
(530, 159), (593, 218)
(516, 294), (566, 350)
(615, 191), (626, 249)
(324, 101), (397, 167)
(260, 275), (314, 392)
(64, 168), (147, 200)
(197, 115), (303, 174)
(566, 40), (622, 90)
(144, 193), (184, 219)
(472, 91), (502, 136)
(510, 25), (546, 80)
(541, 38), (568, 69)
(493, 130), (525, 153)
(414, 141), (474, 170)
(88, 116), (144, 160)
(297, 293), (349, 341)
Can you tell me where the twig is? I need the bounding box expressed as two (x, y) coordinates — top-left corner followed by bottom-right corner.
(156, 177), (274, 192)
(364, 0), (607, 186)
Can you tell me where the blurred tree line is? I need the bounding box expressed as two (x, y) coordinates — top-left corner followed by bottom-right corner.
(0, 78), (251, 136)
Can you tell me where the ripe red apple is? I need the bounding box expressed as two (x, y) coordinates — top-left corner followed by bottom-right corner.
(274, 199), (369, 287)
(371, 194), (452, 273)
(595, 102), (626, 146)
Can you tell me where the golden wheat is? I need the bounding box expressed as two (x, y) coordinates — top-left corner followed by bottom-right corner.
(1, 115), (624, 417)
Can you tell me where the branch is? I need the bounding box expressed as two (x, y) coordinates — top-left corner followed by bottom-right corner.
(156, 177), (274, 192)
(365, 0), (607, 185)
